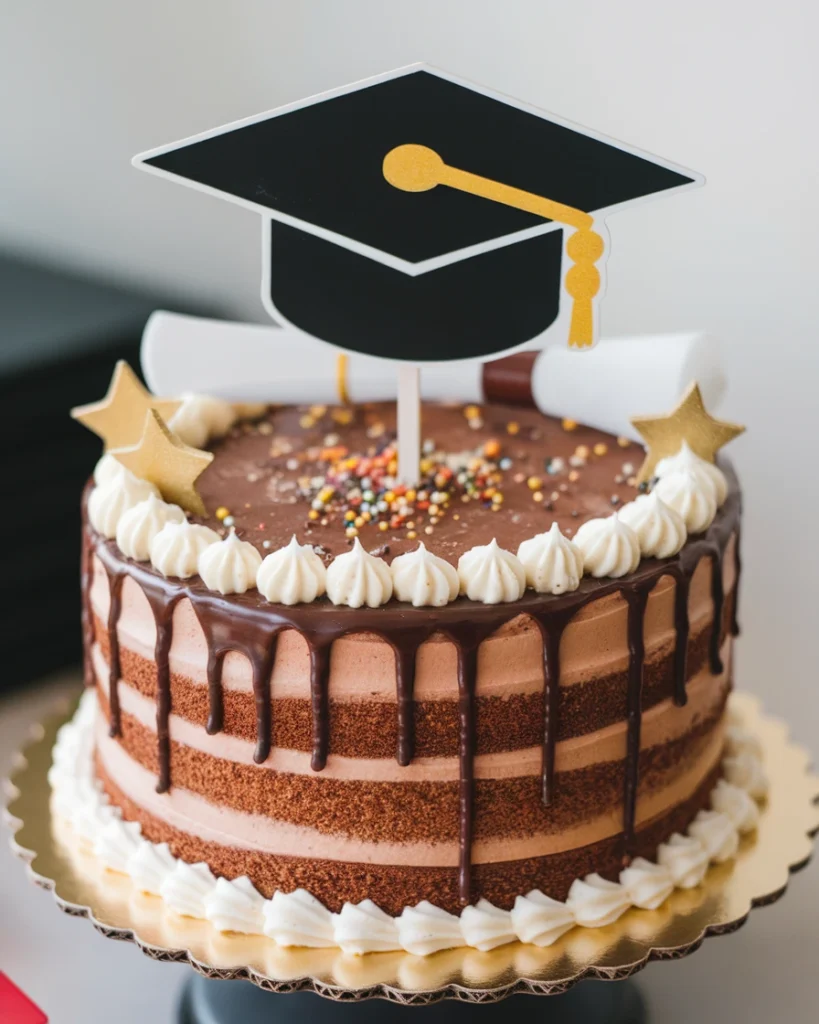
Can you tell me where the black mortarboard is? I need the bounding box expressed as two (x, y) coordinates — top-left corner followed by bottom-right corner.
(134, 65), (702, 362)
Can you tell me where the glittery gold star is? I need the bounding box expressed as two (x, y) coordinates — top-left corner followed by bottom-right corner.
(112, 409), (214, 516)
(630, 381), (745, 484)
(71, 361), (182, 451)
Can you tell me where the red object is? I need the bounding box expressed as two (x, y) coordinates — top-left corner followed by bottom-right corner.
(0, 973), (48, 1023)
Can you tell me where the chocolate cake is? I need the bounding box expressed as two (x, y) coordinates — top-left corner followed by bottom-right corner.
(51, 385), (767, 953)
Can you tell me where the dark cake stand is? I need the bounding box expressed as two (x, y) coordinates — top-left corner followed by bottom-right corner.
(178, 975), (646, 1022)
(6, 695), (818, 1022)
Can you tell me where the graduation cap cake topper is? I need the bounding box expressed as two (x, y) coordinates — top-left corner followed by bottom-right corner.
(134, 64), (702, 361)
(134, 64), (703, 482)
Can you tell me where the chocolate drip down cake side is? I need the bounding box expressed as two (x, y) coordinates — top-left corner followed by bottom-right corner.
(52, 376), (768, 956)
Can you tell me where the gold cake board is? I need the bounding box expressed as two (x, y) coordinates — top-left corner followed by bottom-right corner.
(4, 693), (818, 1006)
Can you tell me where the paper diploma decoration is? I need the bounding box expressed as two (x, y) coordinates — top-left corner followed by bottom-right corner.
(134, 64), (703, 481)
(143, 312), (726, 445)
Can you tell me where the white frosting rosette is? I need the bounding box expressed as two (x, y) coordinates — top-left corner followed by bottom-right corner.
(115, 493), (186, 561)
(654, 469), (717, 534)
(655, 441), (728, 506)
(573, 514), (640, 578)
(334, 900), (402, 954)
(169, 393), (237, 449)
(326, 538), (392, 608)
(517, 522), (583, 594)
(198, 529), (262, 595)
(88, 472), (159, 539)
(511, 890), (575, 946)
(150, 521), (220, 578)
(257, 536), (327, 605)
(204, 876), (266, 935)
(457, 538), (525, 604)
(397, 902), (463, 956)
(391, 543), (459, 607)
(160, 862), (217, 919)
(617, 492), (687, 559)
(263, 888), (336, 947)
(93, 452), (125, 486)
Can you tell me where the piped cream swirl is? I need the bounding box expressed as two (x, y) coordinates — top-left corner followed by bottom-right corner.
(93, 452), (125, 486)
(688, 809), (739, 862)
(657, 833), (709, 888)
(565, 874), (631, 927)
(397, 902), (463, 956)
(88, 473), (159, 539)
(460, 900), (516, 951)
(204, 876), (265, 935)
(197, 529), (262, 595)
(711, 779), (759, 833)
(263, 889), (336, 948)
(617, 492), (687, 559)
(654, 469), (717, 534)
(334, 900), (401, 954)
(115, 493), (186, 561)
(149, 521), (220, 578)
(573, 514), (640, 578)
(326, 538), (392, 608)
(656, 441), (728, 506)
(458, 539), (525, 604)
(391, 543), (459, 607)
(257, 536), (327, 605)
(510, 891), (574, 947)
(619, 858), (674, 910)
(517, 522), (583, 594)
(160, 861), (217, 919)
(169, 394), (237, 449)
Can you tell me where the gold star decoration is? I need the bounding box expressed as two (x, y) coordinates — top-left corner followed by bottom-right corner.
(630, 381), (745, 484)
(71, 361), (182, 451)
(113, 409), (214, 516)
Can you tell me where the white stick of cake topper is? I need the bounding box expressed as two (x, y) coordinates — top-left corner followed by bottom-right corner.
(142, 311), (726, 444)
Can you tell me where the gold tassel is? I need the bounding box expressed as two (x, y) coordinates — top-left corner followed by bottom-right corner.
(383, 144), (605, 348)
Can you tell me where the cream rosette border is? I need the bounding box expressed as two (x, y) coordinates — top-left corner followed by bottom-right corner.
(5, 692), (818, 1001)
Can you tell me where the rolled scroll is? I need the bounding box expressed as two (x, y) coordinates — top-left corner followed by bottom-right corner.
(142, 312), (725, 442)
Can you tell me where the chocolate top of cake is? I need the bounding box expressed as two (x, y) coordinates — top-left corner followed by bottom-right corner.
(193, 401), (642, 562)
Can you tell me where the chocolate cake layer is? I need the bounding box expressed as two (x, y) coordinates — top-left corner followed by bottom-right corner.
(96, 681), (728, 844)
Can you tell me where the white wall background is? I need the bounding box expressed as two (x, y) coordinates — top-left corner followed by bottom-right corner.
(1, 0), (818, 744)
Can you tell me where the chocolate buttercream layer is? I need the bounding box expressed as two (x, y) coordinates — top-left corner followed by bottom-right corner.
(97, 681), (727, 844)
(97, 756), (722, 914)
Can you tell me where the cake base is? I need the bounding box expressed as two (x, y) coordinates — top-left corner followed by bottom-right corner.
(178, 976), (646, 1023)
(6, 692), (818, 1002)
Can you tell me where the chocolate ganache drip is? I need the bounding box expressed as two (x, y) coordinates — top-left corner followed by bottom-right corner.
(104, 569), (124, 739)
(83, 470), (741, 906)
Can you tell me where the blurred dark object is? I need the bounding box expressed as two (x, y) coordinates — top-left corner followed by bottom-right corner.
(0, 251), (213, 692)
